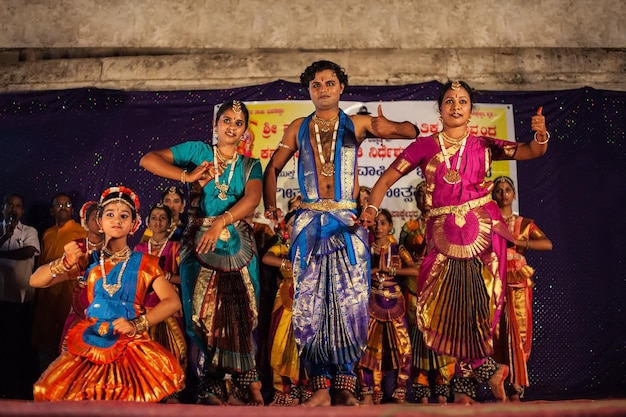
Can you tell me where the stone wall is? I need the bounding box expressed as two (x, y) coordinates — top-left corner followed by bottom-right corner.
(1, 0), (624, 92)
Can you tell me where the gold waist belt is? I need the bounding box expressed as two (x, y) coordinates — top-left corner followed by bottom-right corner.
(300, 199), (357, 211)
(188, 216), (240, 227)
(429, 194), (493, 218)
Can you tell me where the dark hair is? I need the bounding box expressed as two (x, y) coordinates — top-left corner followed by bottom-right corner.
(437, 80), (476, 111)
(160, 186), (185, 203)
(300, 60), (349, 88)
(414, 181), (426, 200)
(84, 201), (99, 221)
(50, 192), (71, 207)
(3, 193), (24, 207)
(148, 203), (173, 224)
(377, 208), (393, 224)
(215, 100), (249, 127)
(98, 187), (139, 221)
(493, 176), (516, 193)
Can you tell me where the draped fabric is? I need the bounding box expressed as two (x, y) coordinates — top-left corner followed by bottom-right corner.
(1, 81), (623, 400)
(494, 215), (545, 389)
(291, 110), (370, 366)
(391, 134), (516, 361)
(266, 243), (301, 391)
(34, 252), (184, 401)
(171, 140), (263, 375)
(134, 240), (187, 371)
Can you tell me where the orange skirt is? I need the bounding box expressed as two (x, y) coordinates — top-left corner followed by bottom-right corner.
(34, 333), (185, 401)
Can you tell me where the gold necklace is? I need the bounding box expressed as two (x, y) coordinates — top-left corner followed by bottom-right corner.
(99, 247), (130, 297)
(213, 145), (238, 200)
(371, 240), (392, 251)
(148, 237), (168, 257)
(102, 245), (131, 261)
(313, 114), (339, 133)
(314, 119), (339, 177)
(438, 132), (468, 185)
(440, 130), (469, 145)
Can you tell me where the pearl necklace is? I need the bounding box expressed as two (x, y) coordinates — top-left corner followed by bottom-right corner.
(148, 237), (168, 257)
(99, 246), (131, 297)
(314, 119), (339, 177)
(213, 145), (238, 200)
(86, 237), (102, 253)
(438, 132), (468, 185)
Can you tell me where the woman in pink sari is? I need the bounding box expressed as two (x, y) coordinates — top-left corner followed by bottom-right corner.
(361, 80), (550, 404)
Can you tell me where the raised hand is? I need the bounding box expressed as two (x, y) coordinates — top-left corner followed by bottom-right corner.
(64, 240), (87, 267)
(370, 103), (389, 137)
(531, 106), (546, 133)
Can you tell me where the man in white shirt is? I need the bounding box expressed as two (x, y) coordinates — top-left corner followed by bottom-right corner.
(0, 193), (40, 399)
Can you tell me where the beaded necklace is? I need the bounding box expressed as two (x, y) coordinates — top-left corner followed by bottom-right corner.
(148, 237), (168, 257)
(99, 246), (131, 297)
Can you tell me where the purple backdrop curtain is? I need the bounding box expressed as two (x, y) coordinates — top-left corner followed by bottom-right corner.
(0, 80), (624, 400)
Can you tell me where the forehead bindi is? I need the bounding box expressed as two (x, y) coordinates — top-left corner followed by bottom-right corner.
(219, 109), (245, 123)
(444, 89), (470, 101)
(312, 70), (338, 84)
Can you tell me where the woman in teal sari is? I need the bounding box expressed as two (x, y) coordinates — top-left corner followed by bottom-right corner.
(140, 100), (264, 405)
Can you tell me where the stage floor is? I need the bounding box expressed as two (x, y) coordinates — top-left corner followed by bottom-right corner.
(1, 399), (626, 417)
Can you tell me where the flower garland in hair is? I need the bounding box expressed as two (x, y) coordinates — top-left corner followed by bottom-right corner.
(79, 201), (98, 230)
(99, 186), (142, 234)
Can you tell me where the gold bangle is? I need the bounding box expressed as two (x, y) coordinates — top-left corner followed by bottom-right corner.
(526, 239), (531, 250)
(49, 257), (69, 278)
(164, 272), (172, 281)
(130, 314), (150, 335)
(180, 169), (187, 183)
(280, 258), (288, 271)
(221, 215), (227, 228)
(224, 210), (235, 225)
(534, 131), (550, 145)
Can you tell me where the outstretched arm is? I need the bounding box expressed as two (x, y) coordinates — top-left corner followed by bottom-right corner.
(359, 168), (404, 226)
(363, 104), (419, 141)
(30, 241), (86, 288)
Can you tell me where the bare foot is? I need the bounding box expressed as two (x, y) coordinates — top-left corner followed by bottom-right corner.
(227, 394), (245, 405)
(437, 395), (448, 404)
(509, 393), (521, 402)
(301, 389), (331, 407)
(419, 396), (429, 404)
(197, 393), (225, 406)
(247, 381), (264, 406)
(360, 393), (373, 406)
(453, 393), (476, 405)
(488, 364), (509, 402)
(334, 389), (360, 406)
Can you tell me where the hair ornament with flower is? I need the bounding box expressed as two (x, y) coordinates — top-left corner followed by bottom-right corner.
(99, 186), (142, 235)
(79, 201), (98, 230)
